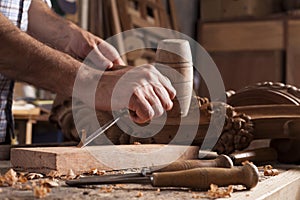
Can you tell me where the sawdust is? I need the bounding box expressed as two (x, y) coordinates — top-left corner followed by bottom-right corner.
(206, 184), (234, 198)
(0, 169), (61, 199)
(33, 185), (51, 199)
(263, 165), (279, 176)
(99, 185), (113, 193)
(0, 169), (19, 186)
(136, 191), (143, 197)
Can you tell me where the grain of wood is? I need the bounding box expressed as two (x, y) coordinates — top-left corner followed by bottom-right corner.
(11, 145), (200, 175)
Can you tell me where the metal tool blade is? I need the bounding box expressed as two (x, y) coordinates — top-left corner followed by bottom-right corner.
(66, 175), (151, 187)
(80, 109), (128, 148)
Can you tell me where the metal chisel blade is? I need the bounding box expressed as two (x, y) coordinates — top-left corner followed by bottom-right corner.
(80, 109), (128, 148)
(66, 175), (151, 187)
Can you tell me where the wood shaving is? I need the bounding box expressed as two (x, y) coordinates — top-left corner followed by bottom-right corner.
(134, 142), (141, 145)
(65, 169), (77, 180)
(136, 191), (143, 197)
(18, 174), (28, 183)
(99, 185), (113, 193)
(33, 185), (51, 199)
(207, 184), (233, 198)
(96, 170), (106, 176)
(26, 173), (43, 180)
(264, 165), (273, 170)
(88, 168), (98, 175)
(156, 188), (160, 194)
(0, 169), (18, 186)
(263, 165), (279, 176)
(46, 170), (61, 178)
(41, 179), (59, 188)
(264, 169), (279, 176)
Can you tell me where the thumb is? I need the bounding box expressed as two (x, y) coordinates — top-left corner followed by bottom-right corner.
(87, 44), (113, 70)
(98, 41), (125, 66)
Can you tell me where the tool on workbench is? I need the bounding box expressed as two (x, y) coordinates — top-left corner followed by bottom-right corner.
(79, 109), (128, 148)
(200, 147), (278, 165)
(66, 162), (259, 190)
(147, 154), (233, 173)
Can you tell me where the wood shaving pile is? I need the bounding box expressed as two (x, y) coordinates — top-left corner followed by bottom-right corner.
(0, 169), (59, 199)
(207, 184), (234, 198)
(263, 165), (279, 176)
(0, 169), (21, 186)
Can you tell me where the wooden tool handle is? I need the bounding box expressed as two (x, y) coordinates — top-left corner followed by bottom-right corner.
(151, 155), (233, 172)
(231, 147), (278, 165)
(151, 163), (259, 189)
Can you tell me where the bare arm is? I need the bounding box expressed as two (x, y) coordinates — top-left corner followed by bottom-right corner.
(27, 0), (124, 69)
(0, 12), (79, 97)
(0, 1), (176, 123)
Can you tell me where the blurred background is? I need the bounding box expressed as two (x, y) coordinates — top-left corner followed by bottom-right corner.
(13, 0), (300, 144)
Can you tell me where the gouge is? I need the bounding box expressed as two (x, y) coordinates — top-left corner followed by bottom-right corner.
(66, 163), (259, 190)
(147, 155), (233, 173)
(201, 147), (278, 165)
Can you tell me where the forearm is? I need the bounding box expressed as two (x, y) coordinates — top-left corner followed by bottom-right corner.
(27, 0), (78, 54)
(0, 13), (84, 97)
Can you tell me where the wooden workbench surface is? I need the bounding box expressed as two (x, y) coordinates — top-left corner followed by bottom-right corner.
(0, 161), (299, 200)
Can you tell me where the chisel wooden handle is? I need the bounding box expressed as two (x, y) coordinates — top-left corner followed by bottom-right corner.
(151, 163), (259, 189)
(150, 155), (233, 173)
(231, 147), (278, 165)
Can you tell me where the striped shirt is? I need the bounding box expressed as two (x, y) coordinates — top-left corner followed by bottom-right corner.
(0, 0), (51, 143)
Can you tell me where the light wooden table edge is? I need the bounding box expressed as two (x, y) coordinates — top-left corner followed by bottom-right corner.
(219, 168), (300, 200)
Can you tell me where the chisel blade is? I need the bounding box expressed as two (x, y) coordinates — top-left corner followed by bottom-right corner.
(80, 109), (128, 148)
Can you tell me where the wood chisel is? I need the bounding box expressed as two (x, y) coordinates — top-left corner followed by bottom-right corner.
(66, 162), (259, 190)
(80, 109), (128, 148)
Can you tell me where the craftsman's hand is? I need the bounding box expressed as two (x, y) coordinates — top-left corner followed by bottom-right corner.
(96, 64), (176, 123)
(28, 0), (125, 69)
(66, 25), (125, 69)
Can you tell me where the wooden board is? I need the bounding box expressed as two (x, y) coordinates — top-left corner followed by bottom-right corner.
(10, 145), (200, 175)
(199, 20), (284, 52)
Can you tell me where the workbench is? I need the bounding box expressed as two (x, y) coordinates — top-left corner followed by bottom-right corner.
(0, 161), (299, 200)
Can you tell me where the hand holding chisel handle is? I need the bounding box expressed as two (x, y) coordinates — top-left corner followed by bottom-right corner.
(151, 163), (259, 189)
(149, 155), (233, 173)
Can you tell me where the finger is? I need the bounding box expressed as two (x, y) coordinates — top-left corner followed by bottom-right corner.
(88, 44), (113, 69)
(98, 41), (126, 66)
(144, 86), (165, 118)
(113, 57), (126, 66)
(158, 75), (176, 99)
(152, 84), (174, 111)
(145, 64), (176, 99)
(129, 91), (155, 124)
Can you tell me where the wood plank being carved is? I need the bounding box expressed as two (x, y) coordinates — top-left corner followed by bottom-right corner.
(10, 145), (200, 175)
